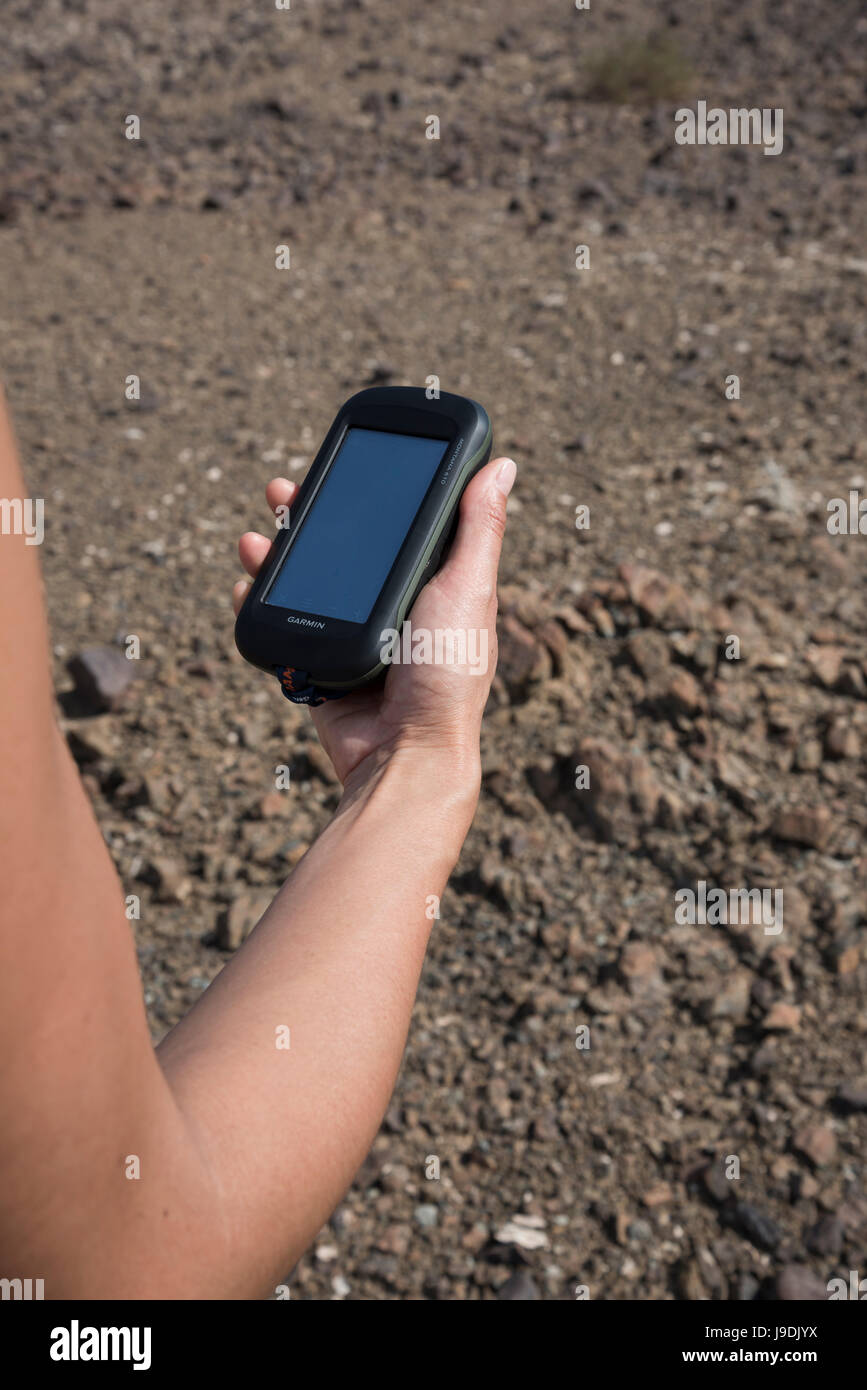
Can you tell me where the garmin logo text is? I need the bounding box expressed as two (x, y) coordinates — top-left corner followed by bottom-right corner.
(440, 437), (464, 485)
(50, 1320), (152, 1371)
(286, 615), (326, 629)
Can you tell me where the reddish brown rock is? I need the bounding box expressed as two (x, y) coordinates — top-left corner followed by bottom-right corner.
(772, 805), (832, 851)
(806, 645), (845, 688)
(793, 1124), (837, 1168)
(824, 718), (859, 760)
(665, 668), (706, 716)
(763, 1002), (801, 1031)
(620, 562), (696, 629)
(625, 629), (671, 682)
(619, 941), (666, 1000)
(497, 613), (551, 696)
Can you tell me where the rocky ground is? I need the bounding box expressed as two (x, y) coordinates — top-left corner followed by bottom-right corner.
(1, 0), (866, 1299)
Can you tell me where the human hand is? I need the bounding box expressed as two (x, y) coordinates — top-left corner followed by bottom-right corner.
(233, 457), (516, 791)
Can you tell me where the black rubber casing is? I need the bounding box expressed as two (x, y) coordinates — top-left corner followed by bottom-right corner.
(234, 386), (493, 690)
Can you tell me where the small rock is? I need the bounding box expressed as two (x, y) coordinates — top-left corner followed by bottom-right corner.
(497, 613), (551, 696)
(551, 603), (593, 635)
(823, 718), (859, 760)
(66, 720), (117, 762)
(531, 1108), (561, 1143)
(589, 602), (616, 638)
(772, 805), (832, 851)
(527, 757), (561, 803)
(234, 712), (271, 747)
(217, 889), (273, 950)
(793, 1124), (837, 1168)
(414, 1204), (439, 1229)
(677, 1257), (708, 1300)
(537, 618), (569, 671)
(730, 1201), (781, 1252)
(150, 856), (191, 904)
(627, 1218), (653, 1243)
(775, 1265), (828, 1300)
(497, 1271), (540, 1300)
(830, 940), (860, 976)
(185, 658), (217, 681)
(714, 751), (760, 807)
(763, 1002), (801, 1032)
(494, 1215), (548, 1250)
(835, 1079), (867, 1113)
(576, 738), (664, 844)
(665, 668), (706, 716)
(795, 739), (823, 772)
(642, 1182), (672, 1208)
(709, 970), (751, 1021)
(752, 458), (800, 514)
(376, 1224), (410, 1256)
(749, 1041), (779, 1074)
(627, 755), (662, 823)
(702, 1161), (733, 1205)
(379, 1162), (410, 1194)
(620, 563), (695, 629)
(67, 646), (137, 712)
(841, 661), (867, 697)
(484, 1075), (512, 1121)
(805, 1214), (844, 1257)
(462, 1222), (489, 1254)
(625, 629), (671, 682)
(806, 645), (845, 688)
(142, 773), (173, 815)
(619, 941), (666, 1000)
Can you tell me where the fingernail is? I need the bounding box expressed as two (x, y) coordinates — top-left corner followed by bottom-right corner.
(495, 457), (517, 496)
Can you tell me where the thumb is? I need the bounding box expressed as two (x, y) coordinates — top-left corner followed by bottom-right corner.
(436, 456), (516, 604)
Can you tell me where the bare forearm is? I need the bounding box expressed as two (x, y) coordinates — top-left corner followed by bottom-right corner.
(157, 745), (479, 1295)
(1, 378), (507, 1297)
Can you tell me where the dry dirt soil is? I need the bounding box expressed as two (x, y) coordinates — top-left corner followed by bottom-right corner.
(1, 0), (866, 1299)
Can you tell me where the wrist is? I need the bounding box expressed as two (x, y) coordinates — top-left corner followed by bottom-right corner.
(340, 741), (480, 862)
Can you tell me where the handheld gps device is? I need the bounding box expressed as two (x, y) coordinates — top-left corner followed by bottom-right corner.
(234, 386), (493, 704)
